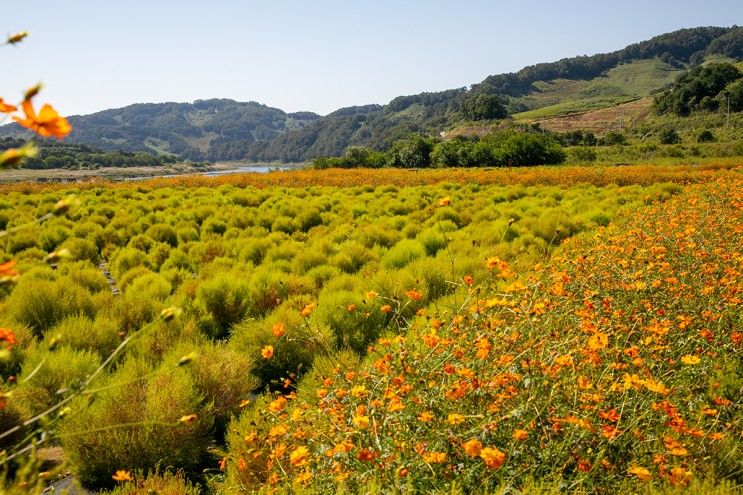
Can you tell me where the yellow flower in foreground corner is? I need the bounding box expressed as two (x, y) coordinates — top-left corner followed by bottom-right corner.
(13, 100), (72, 139)
(6, 31), (29, 45)
(112, 470), (133, 482)
(0, 142), (38, 168)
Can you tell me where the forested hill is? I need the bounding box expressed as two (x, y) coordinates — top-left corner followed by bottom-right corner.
(1, 99), (321, 161)
(1, 26), (741, 162)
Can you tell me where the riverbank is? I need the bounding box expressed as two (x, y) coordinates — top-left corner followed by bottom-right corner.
(0, 161), (304, 183)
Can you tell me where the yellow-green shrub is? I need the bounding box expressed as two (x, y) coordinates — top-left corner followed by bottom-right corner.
(60, 358), (214, 489)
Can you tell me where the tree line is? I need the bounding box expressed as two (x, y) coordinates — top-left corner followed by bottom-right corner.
(311, 131), (567, 169)
(0, 137), (181, 169)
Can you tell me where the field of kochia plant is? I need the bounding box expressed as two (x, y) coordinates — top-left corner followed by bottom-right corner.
(0, 164), (739, 494)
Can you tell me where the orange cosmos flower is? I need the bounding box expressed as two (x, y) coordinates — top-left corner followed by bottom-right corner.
(301, 302), (316, 317)
(668, 466), (692, 487)
(0, 260), (19, 284)
(417, 411), (434, 422)
(462, 439), (482, 457)
(380, 304), (393, 314)
(438, 197), (451, 206)
(0, 98), (17, 113)
(588, 331), (608, 350)
(447, 413), (465, 425)
(272, 322), (286, 337)
(480, 447), (506, 469)
(350, 385), (367, 398)
(0, 328), (17, 349)
(13, 100), (72, 139)
(463, 274), (474, 286)
(512, 429), (528, 441)
(268, 425), (288, 437)
(405, 289), (423, 302)
(357, 448), (376, 462)
(112, 470), (133, 482)
(422, 451), (447, 463)
(475, 337), (492, 359)
(268, 396), (287, 412)
(261, 345), (274, 359)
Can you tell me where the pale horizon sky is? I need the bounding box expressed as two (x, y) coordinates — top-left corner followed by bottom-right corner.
(3, 1), (742, 117)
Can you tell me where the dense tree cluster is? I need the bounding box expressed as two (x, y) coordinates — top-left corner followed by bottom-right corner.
(312, 131), (566, 169)
(0, 137), (180, 169)
(654, 62), (742, 115)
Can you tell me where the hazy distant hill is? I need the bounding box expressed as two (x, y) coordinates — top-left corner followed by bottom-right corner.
(1, 26), (740, 162)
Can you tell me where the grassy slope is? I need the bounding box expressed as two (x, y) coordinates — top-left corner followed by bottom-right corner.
(511, 59), (683, 120)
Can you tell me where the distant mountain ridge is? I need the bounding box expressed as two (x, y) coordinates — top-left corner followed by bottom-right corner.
(1, 25), (741, 162)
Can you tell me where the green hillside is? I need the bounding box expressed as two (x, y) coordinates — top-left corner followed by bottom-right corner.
(510, 59), (683, 120)
(0, 99), (321, 162)
(1, 26), (741, 163)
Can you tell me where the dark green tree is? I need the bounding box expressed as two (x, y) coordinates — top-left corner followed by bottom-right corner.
(461, 93), (508, 121)
(388, 135), (436, 168)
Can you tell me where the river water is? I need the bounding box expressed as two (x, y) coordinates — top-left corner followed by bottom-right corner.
(122, 164), (299, 181)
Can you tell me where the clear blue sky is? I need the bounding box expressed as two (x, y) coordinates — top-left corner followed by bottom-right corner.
(3, 1), (741, 116)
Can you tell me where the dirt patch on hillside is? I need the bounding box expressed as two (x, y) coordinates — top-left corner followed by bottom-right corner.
(532, 98), (653, 134)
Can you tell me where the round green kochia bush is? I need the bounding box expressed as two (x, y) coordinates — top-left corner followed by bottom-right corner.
(195, 272), (249, 338)
(313, 289), (388, 353)
(305, 264), (342, 289)
(111, 247), (148, 280)
(6, 277), (98, 337)
(59, 358), (214, 490)
(57, 261), (110, 293)
(166, 342), (260, 438)
(416, 228), (448, 256)
(382, 239), (426, 269)
(45, 314), (120, 359)
(17, 346), (101, 412)
(146, 224), (178, 247)
(230, 296), (336, 390)
(59, 237), (100, 263)
(330, 242), (373, 274)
